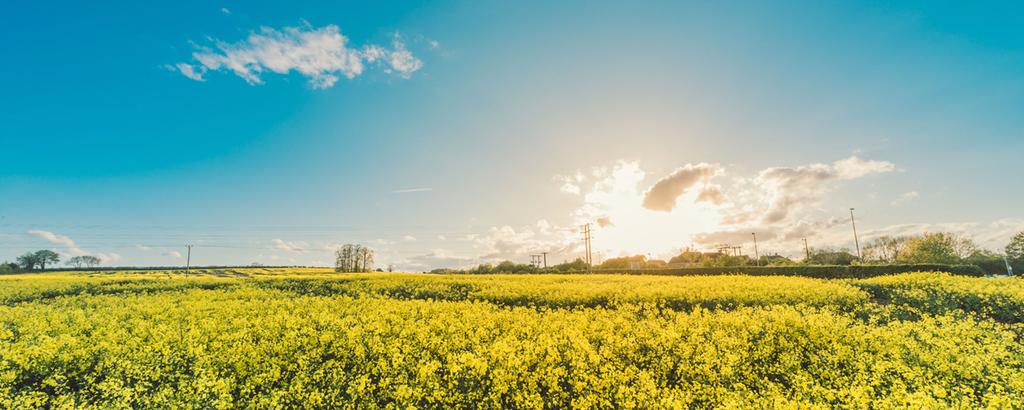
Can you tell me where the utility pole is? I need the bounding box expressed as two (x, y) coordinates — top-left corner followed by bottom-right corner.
(752, 232), (760, 266)
(802, 238), (810, 261)
(541, 252), (548, 269)
(185, 244), (193, 275)
(581, 224), (592, 273)
(530, 254), (542, 268)
(849, 208), (862, 260)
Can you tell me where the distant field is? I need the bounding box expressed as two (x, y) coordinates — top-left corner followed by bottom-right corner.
(1, 270), (1022, 408)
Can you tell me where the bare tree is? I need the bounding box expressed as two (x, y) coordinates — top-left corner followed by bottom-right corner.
(864, 236), (909, 263)
(335, 244), (375, 272)
(82, 255), (101, 268)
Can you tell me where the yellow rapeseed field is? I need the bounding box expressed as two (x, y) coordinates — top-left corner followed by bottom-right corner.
(1, 270), (1022, 408)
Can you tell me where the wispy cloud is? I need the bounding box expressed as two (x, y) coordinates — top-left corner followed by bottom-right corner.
(28, 230), (81, 254)
(272, 238), (307, 252)
(26, 230), (121, 263)
(392, 187), (433, 194)
(172, 24), (423, 89)
(891, 191), (920, 206)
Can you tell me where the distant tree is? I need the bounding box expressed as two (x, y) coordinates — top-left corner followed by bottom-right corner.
(549, 258), (587, 273)
(806, 248), (858, 265)
(598, 255), (666, 270)
(470, 263), (494, 274)
(492, 261), (536, 273)
(669, 247), (713, 265)
(81, 255), (101, 268)
(760, 254), (795, 266)
(863, 236), (909, 263)
(335, 244), (374, 272)
(16, 252), (39, 270)
(701, 254), (751, 267)
(897, 232), (976, 264)
(359, 246), (374, 272)
(1006, 232), (1024, 261)
(0, 262), (17, 274)
(66, 256), (85, 268)
(33, 250), (59, 270)
(964, 250), (1009, 276)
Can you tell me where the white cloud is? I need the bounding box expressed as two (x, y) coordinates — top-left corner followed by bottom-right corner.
(555, 155), (896, 259)
(695, 184), (728, 205)
(392, 187), (433, 194)
(174, 63), (205, 81)
(398, 249), (476, 270)
(135, 244), (152, 251)
(272, 238), (307, 252)
(95, 253), (122, 264)
(28, 230), (85, 256)
(162, 251), (183, 258)
(402, 235), (417, 242)
(436, 235), (447, 241)
(642, 163), (722, 212)
(221, 7), (231, 14)
(26, 230), (121, 264)
(174, 24), (423, 89)
(891, 191), (920, 206)
(756, 156), (895, 224)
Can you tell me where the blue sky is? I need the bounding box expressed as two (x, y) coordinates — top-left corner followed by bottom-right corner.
(1, 1), (1022, 269)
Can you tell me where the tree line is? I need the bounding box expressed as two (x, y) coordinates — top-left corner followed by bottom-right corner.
(430, 230), (1024, 275)
(0, 250), (103, 274)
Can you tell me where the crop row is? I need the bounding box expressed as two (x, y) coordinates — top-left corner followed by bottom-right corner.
(1, 288), (1022, 408)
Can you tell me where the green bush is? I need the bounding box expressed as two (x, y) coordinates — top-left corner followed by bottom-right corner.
(584, 264), (985, 279)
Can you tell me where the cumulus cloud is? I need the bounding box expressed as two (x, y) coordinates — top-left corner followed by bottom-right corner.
(695, 185), (728, 205)
(757, 156), (894, 224)
(553, 155), (898, 258)
(642, 163), (721, 212)
(891, 191), (920, 206)
(173, 24), (423, 89)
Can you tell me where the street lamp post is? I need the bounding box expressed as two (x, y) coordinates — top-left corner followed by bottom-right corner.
(849, 208), (861, 260)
